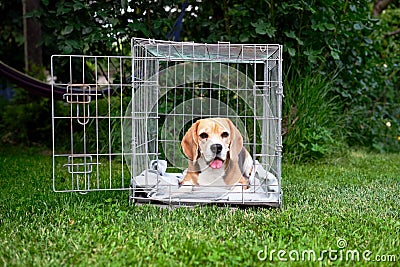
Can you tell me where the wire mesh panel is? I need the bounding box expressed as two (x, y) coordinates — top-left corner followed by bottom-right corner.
(51, 55), (133, 192)
(52, 38), (283, 207)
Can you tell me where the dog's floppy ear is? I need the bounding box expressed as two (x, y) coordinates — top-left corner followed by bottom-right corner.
(181, 120), (200, 161)
(226, 118), (243, 162)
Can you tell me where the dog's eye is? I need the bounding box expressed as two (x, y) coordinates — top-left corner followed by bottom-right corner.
(221, 132), (229, 138)
(199, 133), (209, 139)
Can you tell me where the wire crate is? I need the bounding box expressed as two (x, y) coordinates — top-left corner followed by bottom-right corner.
(51, 37), (283, 207)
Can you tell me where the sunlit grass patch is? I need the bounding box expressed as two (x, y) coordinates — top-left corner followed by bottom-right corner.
(0, 147), (399, 266)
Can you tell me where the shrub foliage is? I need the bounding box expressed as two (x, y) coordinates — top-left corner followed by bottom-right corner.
(0, 0), (399, 159)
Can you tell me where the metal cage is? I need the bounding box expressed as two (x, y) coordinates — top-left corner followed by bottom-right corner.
(51, 37), (283, 207)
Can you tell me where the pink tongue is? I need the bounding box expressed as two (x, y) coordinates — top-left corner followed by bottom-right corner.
(210, 159), (223, 169)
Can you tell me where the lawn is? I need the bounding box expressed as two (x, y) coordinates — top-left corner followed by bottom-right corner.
(0, 147), (399, 266)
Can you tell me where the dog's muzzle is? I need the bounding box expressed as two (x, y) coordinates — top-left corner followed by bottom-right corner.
(209, 144), (224, 169)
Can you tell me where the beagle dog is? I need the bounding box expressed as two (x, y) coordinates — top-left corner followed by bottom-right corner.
(180, 118), (253, 188)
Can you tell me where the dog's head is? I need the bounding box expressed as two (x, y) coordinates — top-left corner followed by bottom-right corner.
(181, 118), (243, 169)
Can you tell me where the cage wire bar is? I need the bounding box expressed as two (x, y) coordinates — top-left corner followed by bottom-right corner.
(51, 37), (283, 207)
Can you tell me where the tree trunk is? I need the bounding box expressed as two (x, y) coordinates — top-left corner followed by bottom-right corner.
(22, 0), (43, 72)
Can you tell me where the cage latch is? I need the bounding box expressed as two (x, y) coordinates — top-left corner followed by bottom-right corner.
(63, 84), (101, 104)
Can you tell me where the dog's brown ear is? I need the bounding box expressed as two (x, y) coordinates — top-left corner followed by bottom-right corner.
(181, 120), (200, 161)
(226, 118), (243, 162)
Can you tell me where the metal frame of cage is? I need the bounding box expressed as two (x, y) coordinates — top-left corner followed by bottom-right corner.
(51, 37), (283, 208)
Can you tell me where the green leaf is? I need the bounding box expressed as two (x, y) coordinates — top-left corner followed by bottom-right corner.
(353, 23), (362, 30)
(331, 51), (340, 60)
(62, 44), (73, 54)
(364, 37), (373, 45)
(252, 21), (267, 35)
(311, 143), (326, 153)
(73, 1), (85, 11)
(61, 25), (74, 35)
(239, 33), (250, 42)
(284, 31), (296, 39)
(82, 43), (90, 54)
(121, 0), (127, 10)
(284, 31), (304, 45)
(251, 20), (276, 38)
(317, 24), (325, 32)
(265, 27), (276, 38)
(288, 47), (296, 57)
(304, 49), (321, 63)
(56, 3), (72, 15)
(128, 21), (150, 36)
(255, 27), (267, 35)
(82, 27), (93, 35)
(325, 23), (335, 31)
(65, 39), (80, 50)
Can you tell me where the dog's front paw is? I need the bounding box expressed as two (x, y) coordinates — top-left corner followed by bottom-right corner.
(230, 180), (249, 192)
(178, 180), (196, 192)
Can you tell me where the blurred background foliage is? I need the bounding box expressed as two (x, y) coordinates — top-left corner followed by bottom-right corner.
(0, 0), (399, 161)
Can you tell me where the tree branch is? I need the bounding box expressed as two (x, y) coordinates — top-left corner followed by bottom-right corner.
(372, 0), (393, 17)
(385, 28), (400, 37)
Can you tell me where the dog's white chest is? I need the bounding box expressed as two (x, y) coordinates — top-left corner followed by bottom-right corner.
(197, 167), (226, 186)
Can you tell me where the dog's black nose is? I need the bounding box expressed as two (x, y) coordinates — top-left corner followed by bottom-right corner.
(211, 144), (223, 154)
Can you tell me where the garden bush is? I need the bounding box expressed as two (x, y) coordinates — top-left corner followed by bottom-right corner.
(283, 67), (346, 162)
(1, 0), (399, 159)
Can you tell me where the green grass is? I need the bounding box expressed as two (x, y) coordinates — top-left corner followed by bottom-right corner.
(0, 147), (399, 266)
